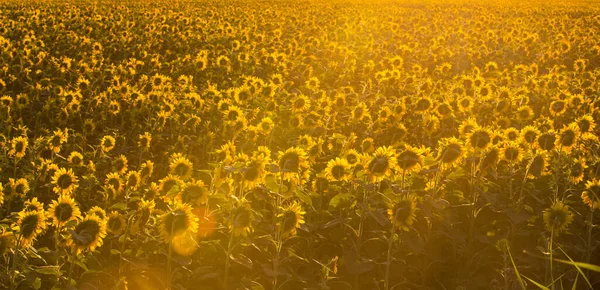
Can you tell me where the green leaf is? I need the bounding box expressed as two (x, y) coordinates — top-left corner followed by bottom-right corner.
(295, 189), (313, 207)
(328, 193), (354, 209)
(230, 253), (253, 269)
(110, 249), (121, 255)
(32, 277), (41, 289)
(556, 247), (595, 288)
(522, 275), (549, 290)
(110, 203), (127, 211)
(506, 244), (527, 290)
(34, 266), (61, 276)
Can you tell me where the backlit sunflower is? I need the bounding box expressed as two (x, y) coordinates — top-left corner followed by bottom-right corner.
(324, 158), (351, 182)
(170, 156), (194, 180)
(367, 146), (398, 182)
(178, 179), (209, 206)
(582, 179), (600, 209)
(577, 114), (596, 134)
(437, 137), (464, 167)
(0, 228), (15, 256)
(113, 155), (129, 175)
(68, 215), (107, 253)
(556, 123), (580, 153)
(526, 153), (549, 179)
(125, 170), (141, 191)
(140, 160), (154, 181)
(568, 159), (587, 184)
(13, 209), (47, 247)
(48, 128), (68, 153)
(278, 201), (306, 238)
(107, 211), (126, 236)
(48, 195), (81, 227)
(105, 172), (123, 194)
(388, 195), (417, 231)
(51, 167), (79, 195)
(242, 156), (267, 189)
(138, 132), (152, 150)
(537, 131), (557, 152)
(520, 126), (540, 146)
(543, 201), (574, 235)
(68, 151), (84, 166)
(278, 147), (310, 183)
(228, 203), (255, 237)
(549, 99), (567, 117)
(361, 137), (375, 153)
(501, 141), (524, 164)
(396, 145), (424, 173)
(158, 202), (198, 243)
(467, 127), (493, 150)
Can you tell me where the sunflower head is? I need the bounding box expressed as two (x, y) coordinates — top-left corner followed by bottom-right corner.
(437, 138), (464, 167)
(107, 211), (126, 236)
(158, 202), (199, 242)
(14, 209), (47, 247)
(387, 195), (417, 231)
(24, 197), (44, 213)
(100, 135), (116, 153)
(501, 141), (523, 164)
(170, 156), (194, 181)
(527, 153), (548, 179)
(48, 195), (81, 227)
(556, 123), (580, 152)
(229, 203), (255, 237)
(396, 145), (424, 172)
(278, 201), (306, 238)
(68, 215), (107, 253)
(582, 180), (600, 209)
(87, 206), (107, 220)
(51, 167), (79, 195)
(0, 228), (16, 256)
(367, 146), (397, 181)
(324, 158), (351, 182)
(537, 131), (557, 152)
(543, 201), (574, 235)
(468, 127), (492, 150)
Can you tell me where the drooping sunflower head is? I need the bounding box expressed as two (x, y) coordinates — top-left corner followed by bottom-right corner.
(367, 146), (397, 181)
(582, 180), (600, 209)
(543, 201), (574, 235)
(158, 202), (198, 243)
(51, 167), (79, 195)
(68, 215), (107, 253)
(437, 137), (464, 167)
(48, 195), (81, 227)
(278, 201), (306, 238)
(526, 153), (548, 179)
(468, 127), (493, 150)
(387, 195), (417, 232)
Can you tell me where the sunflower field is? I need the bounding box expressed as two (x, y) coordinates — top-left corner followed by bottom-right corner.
(1, 0), (600, 289)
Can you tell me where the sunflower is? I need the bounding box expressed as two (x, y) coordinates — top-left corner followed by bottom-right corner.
(516, 105), (534, 121)
(458, 118), (478, 136)
(8, 136), (28, 159)
(51, 167), (79, 195)
(138, 132), (152, 150)
(577, 114), (596, 134)
(68, 215), (107, 253)
(468, 127), (493, 150)
(457, 96), (473, 113)
(159, 174), (183, 196)
(361, 137), (375, 153)
(277, 147), (309, 182)
(258, 117), (275, 134)
(178, 179), (209, 206)
(396, 145), (424, 173)
(526, 153), (549, 179)
(520, 126), (540, 146)
(48, 128), (68, 153)
(568, 159), (587, 184)
(504, 128), (520, 142)
(48, 195), (81, 227)
(414, 96), (432, 112)
(158, 202), (198, 243)
(501, 141), (523, 164)
(228, 203), (255, 237)
(140, 160), (154, 181)
(479, 146), (500, 170)
(367, 146), (398, 182)
(24, 197), (44, 213)
(543, 201), (574, 235)
(352, 102), (369, 121)
(87, 206), (107, 220)
(133, 199), (156, 234)
(105, 172), (123, 194)
(556, 123), (580, 153)
(100, 135), (116, 153)
(113, 155), (129, 175)
(13, 209), (47, 247)
(9, 178), (30, 198)
(170, 156), (194, 180)
(536, 131), (557, 152)
(582, 180), (600, 209)
(68, 151), (84, 166)
(549, 99), (567, 117)
(107, 211), (126, 235)
(324, 158), (352, 182)
(388, 195), (417, 231)
(278, 201), (306, 238)
(242, 156), (267, 189)
(292, 94), (311, 113)
(437, 137), (464, 167)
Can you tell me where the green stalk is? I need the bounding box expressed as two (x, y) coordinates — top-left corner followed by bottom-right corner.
(223, 228), (235, 289)
(384, 210), (398, 290)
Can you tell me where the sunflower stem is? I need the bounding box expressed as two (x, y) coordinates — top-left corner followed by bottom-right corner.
(384, 209), (399, 290)
(10, 234), (21, 290)
(67, 247), (77, 286)
(223, 227), (235, 289)
(548, 229), (554, 290)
